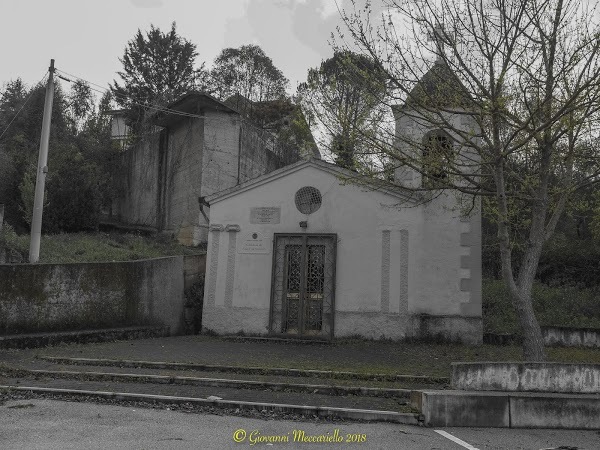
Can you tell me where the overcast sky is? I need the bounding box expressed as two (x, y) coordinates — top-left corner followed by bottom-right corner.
(0, 0), (386, 96)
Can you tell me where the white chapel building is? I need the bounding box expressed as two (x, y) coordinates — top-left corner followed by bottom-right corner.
(201, 63), (483, 344)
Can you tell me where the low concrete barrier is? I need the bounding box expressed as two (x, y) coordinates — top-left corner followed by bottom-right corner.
(484, 327), (600, 348)
(543, 326), (600, 348)
(451, 362), (600, 394)
(412, 390), (600, 429)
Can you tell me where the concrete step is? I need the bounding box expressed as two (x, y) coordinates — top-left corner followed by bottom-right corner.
(14, 361), (440, 390)
(37, 356), (449, 384)
(0, 326), (170, 350)
(3, 367), (411, 398)
(220, 335), (332, 345)
(0, 376), (419, 423)
(411, 389), (600, 429)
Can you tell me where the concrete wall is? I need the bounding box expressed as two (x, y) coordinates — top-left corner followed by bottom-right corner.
(183, 254), (206, 289)
(451, 362), (600, 393)
(239, 122), (296, 183)
(119, 132), (161, 227)
(115, 110), (303, 246)
(163, 118), (205, 244)
(543, 326), (600, 348)
(0, 256), (186, 335)
(413, 389), (600, 429)
(202, 162), (482, 343)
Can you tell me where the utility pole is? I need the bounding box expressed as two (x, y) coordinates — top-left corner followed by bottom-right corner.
(29, 59), (55, 263)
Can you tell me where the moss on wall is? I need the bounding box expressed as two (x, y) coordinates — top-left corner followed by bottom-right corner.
(0, 256), (187, 335)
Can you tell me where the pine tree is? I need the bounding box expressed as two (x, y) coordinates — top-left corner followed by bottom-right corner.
(111, 22), (201, 132)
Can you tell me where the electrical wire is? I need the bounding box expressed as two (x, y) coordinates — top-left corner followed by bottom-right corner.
(54, 68), (209, 120)
(0, 72), (49, 142)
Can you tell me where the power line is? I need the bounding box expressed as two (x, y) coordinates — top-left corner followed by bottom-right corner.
(0, 72), (49, 142)
(54, 68), (209, 121)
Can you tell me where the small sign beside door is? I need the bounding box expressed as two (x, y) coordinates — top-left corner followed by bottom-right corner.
(239, 231), (270, 254)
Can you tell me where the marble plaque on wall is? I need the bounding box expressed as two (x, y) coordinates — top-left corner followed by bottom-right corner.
(239, 231), (270, 254)
(250, 207), (281, 224)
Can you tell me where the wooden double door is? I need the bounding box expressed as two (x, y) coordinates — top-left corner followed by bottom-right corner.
(269, 234), (336, 339)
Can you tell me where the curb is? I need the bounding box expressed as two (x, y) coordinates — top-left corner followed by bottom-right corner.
(0, 385), (420, 424)
(0, 326), (170, 350)
(12, 368), (410, 399)
(39, 357), (449, 384)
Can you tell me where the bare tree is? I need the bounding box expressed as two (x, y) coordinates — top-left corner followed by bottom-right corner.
(339, 0), (600, 360)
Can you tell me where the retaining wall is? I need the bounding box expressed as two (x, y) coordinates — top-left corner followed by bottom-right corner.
(543, 326), (600, 348)
(451, 362), (600, 394)
(0, 256), (190, 335)
(484, 327), (600, 348)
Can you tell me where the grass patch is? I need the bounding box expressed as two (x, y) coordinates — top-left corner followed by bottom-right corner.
(483, 278), (600, 335)
(205, 342), (600, 378)
(0, 226), (204, 263)
(37, 335), (600, 379)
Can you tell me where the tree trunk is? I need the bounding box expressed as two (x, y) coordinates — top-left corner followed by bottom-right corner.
(494, 159), (547, 361)
(509, 287), (546, 361)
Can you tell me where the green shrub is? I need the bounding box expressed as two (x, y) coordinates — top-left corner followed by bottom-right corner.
(483, 278), (600, 334)
(0, 230), (204, 263)
(0, 224), (28, 262)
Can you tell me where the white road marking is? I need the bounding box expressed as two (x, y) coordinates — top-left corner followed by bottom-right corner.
(434, 430), (480, 450)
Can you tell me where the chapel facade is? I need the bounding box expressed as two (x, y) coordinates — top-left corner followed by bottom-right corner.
(199, 58), (482, 343)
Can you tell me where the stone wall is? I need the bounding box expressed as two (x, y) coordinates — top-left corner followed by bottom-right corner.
(0, 256), (188, 335)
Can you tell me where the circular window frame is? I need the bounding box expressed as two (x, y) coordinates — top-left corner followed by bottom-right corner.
(295, 186), (322, 215)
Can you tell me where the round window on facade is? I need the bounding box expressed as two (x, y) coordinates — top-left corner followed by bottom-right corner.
(295, 186), (322, 215)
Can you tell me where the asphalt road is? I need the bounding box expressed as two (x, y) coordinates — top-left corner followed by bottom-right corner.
(2, 399), (599, 450)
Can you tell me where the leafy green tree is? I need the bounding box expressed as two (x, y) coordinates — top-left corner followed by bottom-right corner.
(210, 44), (289, 104)
(298, 51), (387, 170)
(66, 79), (94, 133)
(0, 80), (50, 230)
(111, 22), (202, 131)
(42, 143), (104, 232)
(1, 77), (117, 235)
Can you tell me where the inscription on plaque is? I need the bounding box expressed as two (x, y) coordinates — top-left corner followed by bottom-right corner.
(239, 232), (270, 254)
(250, 207), (281, 224)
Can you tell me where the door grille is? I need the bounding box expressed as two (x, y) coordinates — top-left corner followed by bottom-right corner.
(269, 234), (336, 339)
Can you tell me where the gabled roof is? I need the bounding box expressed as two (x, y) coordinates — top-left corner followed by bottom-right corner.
(403, 62), (474, 110)
(150, 91), (239, 127)
(205, 158), (422, 205)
